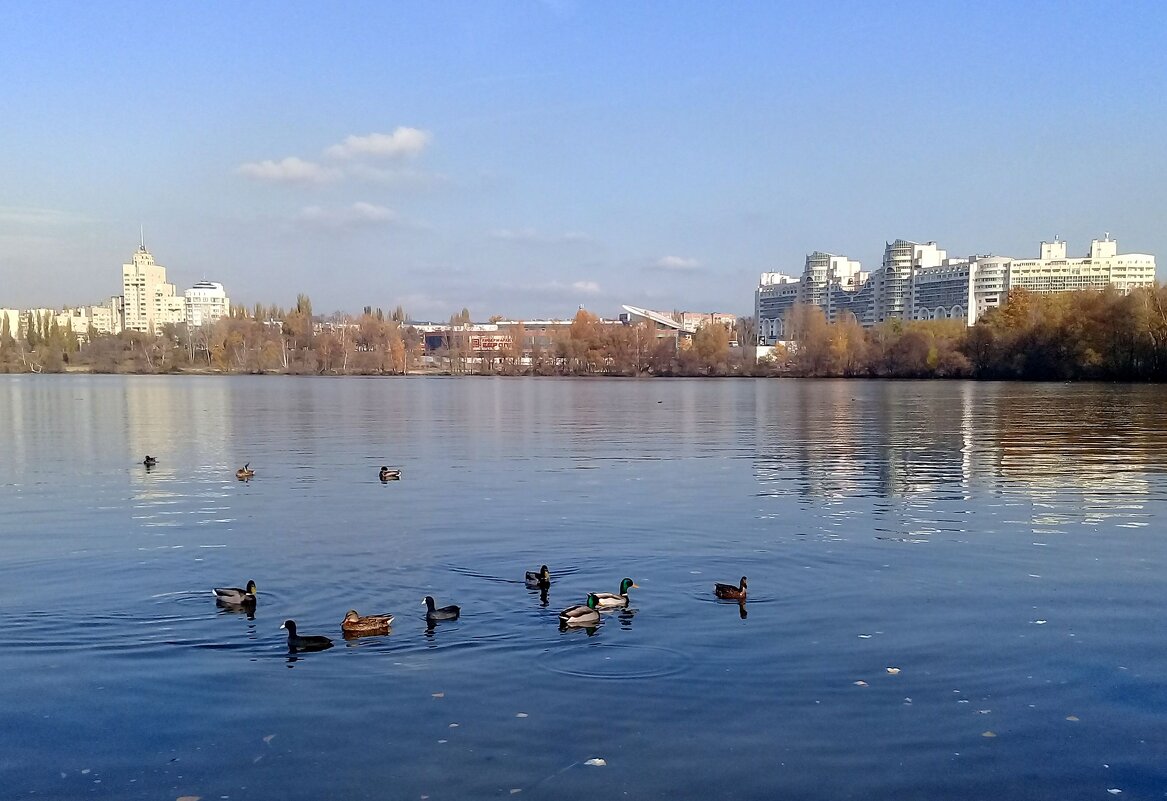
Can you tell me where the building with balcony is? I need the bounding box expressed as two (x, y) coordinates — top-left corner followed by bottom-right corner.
(184, 281), (231, 327)
(756, 236), (1156, 344)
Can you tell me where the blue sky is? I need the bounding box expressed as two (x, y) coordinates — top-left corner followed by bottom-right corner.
(1, 1), (1164, 319)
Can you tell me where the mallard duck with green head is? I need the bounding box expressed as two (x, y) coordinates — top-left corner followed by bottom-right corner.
(593, 577), (638, 608)
(559, 593), (601, 626)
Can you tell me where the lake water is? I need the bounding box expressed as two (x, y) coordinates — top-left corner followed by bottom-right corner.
(1, 375), (1165, 800)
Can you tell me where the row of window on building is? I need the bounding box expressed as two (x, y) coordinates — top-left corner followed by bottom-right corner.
(755, 236), (1156, 344)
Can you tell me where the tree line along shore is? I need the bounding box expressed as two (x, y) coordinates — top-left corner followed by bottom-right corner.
(3, 287), (1167, 381)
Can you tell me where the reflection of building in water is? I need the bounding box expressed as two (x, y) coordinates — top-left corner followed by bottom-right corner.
(753, 381), (970, 502)
(985, 390), (1159, 519)
(126, 378), (234, 497)
(754, 384), (1164, 515)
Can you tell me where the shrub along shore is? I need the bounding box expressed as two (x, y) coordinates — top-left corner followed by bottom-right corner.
(4, 287), (1167, 381)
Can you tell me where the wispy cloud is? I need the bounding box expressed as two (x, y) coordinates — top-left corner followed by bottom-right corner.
(651, 255), (702, 272)
(345, 163), (449, 189)
(325, 128), (432, 160)
(0, 206), (90, 226)
(296, 202), (405, 229)
(237, 157), (340, 185)
(488, 227), (592, 244)
(512, 279), (602, 298)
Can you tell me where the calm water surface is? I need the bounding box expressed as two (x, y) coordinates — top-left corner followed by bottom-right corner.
(1, 376), (1165, 800)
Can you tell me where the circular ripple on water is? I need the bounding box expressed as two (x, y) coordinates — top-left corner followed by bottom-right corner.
(151, 587), (289, 608)
(537, 642), (692, 680)
(689, 590), (780, 605)
(445, 562), (587, 585)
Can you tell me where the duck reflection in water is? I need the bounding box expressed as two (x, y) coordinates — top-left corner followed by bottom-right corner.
(216, 602), (256, 621)
(526, 584), (550, 607)
(617, 607), (638, 629)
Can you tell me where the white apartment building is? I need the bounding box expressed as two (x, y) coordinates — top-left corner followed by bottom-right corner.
(756, 235), (1157, 343)
(877, 240), (947, 321)
(57, 296), (125, 338)
(1008, 236), (1155, 296)
(184, 281), (231, 327)
(122, 245), (184, 333)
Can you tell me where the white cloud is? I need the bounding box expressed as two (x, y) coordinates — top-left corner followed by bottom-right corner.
(488, 227), (593, 244)
(296, 202), (402, 228)
(571, 280), (601, 294)
(237, 157), (340, 184)
(325, 127), (432, 160)
(0, 206), (90, 226)
(652, 255), (701, 271)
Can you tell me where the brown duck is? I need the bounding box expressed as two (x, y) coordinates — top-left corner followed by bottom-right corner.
(341, 609), (394, 635)
(714, 576), (747, 600)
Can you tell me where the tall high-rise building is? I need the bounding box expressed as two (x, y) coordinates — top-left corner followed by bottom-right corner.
(121, 244), (184, 333)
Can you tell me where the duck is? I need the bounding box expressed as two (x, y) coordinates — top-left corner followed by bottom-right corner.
(559, 593), (601, 627)
(143, 455), (158, 467)
(379, 466), (401, 481)
(341, 609), (394, 635)
(281, 619), (333, 652)
(592, 577), (638, 608)
(423, 595), (460, 621)
(714, 576), (748, 600)
(236, 463), (255, 480)
(525, 565), (551, 587)
(212, 579), (257, 605)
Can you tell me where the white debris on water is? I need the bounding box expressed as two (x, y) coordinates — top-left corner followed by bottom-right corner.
(515, 712), (529, 718)
(584, 758), (607, 767)
(886, 667), (901, 675)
